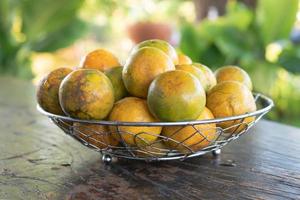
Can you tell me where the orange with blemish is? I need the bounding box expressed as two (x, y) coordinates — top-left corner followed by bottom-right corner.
(147, 70), (206, 122)
(59, 69), (114, 120)
(37, 67), (72, 115)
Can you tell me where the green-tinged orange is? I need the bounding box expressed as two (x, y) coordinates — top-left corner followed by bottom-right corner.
(215, 65), (253, 90)
(193, 63), (216, 92)
(109, 97), (162, 146)
(81, 49), (120, 71)
(59, 69), (114, 120)
(37, 67), (72, 115)
(133, 39), (178, 64)
(147, 70), (206, 122)
(73, 123), (118, 149)
(104, 66), (128, 101)
(162, 107), (217, 153)
(176, 64), (207, 90)
(123, 47), (175, 98)
(207, 81), (256, 133)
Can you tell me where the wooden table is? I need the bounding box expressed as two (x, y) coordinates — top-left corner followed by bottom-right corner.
(1, 76), (300, 200)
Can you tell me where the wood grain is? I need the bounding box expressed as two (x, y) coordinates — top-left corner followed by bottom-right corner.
(0, 76), (300, 200)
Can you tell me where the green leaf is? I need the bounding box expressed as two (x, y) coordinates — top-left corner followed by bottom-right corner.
(270, 68), (300, 120)
(277, 45), (300, 73)
(179, 23), (208, 61)
(197, 24), (259, 64)
(20, 0), (84, 42)
(245, 61), (279, 95)
(31, 17), (88, 52)
(0, 0), (85, 79)
(0, 0), (19, 49)
(225, 1), (253, 31)
(256, 0), (299, 45)
(0, 47), (33, 79)
(199, 44), (226, 68)
(214, 27), (252, 62)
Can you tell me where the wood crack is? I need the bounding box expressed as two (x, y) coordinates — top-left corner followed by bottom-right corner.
(0, 148), (42, 160)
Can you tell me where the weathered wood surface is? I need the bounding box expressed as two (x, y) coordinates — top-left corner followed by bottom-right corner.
(0, 76), (300, 200)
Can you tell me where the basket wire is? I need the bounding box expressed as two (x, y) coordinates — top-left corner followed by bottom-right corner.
(39, 93), (273, 161)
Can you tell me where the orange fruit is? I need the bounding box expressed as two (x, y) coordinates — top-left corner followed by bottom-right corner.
(132, 39), (178, 64)
(215, 65), (252, 90)
(147, 70), (206, 122)
(104, 66), (128, 101)
(123, 47), (175, 98)
(206, 81), (256, 133)
(193, 63), (217, 92)
(177, 52), (192, 65)
(136, 141), (169, 158)
(162, 107), (217, 153)
(59, 69), (114, 120)
(73, 123), (118, 149)
(108, 97), (162, 146)
(81, 49), (120, 71)
(175, 64), (208, 91)
(37, 67), (72, 115)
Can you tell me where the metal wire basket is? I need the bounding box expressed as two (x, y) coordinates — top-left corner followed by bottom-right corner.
(37, 93), (273, 163)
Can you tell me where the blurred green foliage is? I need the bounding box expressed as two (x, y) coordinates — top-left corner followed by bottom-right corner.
(256, 0), (299, 46)
(278, 43), (300, 73)
(0, 0), (88, 78)
(180, 0), (300, 126)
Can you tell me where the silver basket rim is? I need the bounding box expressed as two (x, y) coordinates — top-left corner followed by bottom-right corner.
(37, 93), (274, 127)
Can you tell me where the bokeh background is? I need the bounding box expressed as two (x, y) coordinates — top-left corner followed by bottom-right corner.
(0, 0), (299, 127)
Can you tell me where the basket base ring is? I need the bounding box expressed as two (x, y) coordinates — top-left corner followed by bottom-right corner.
(102, 154), (113, 164)
(212, 149), (221, 156)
